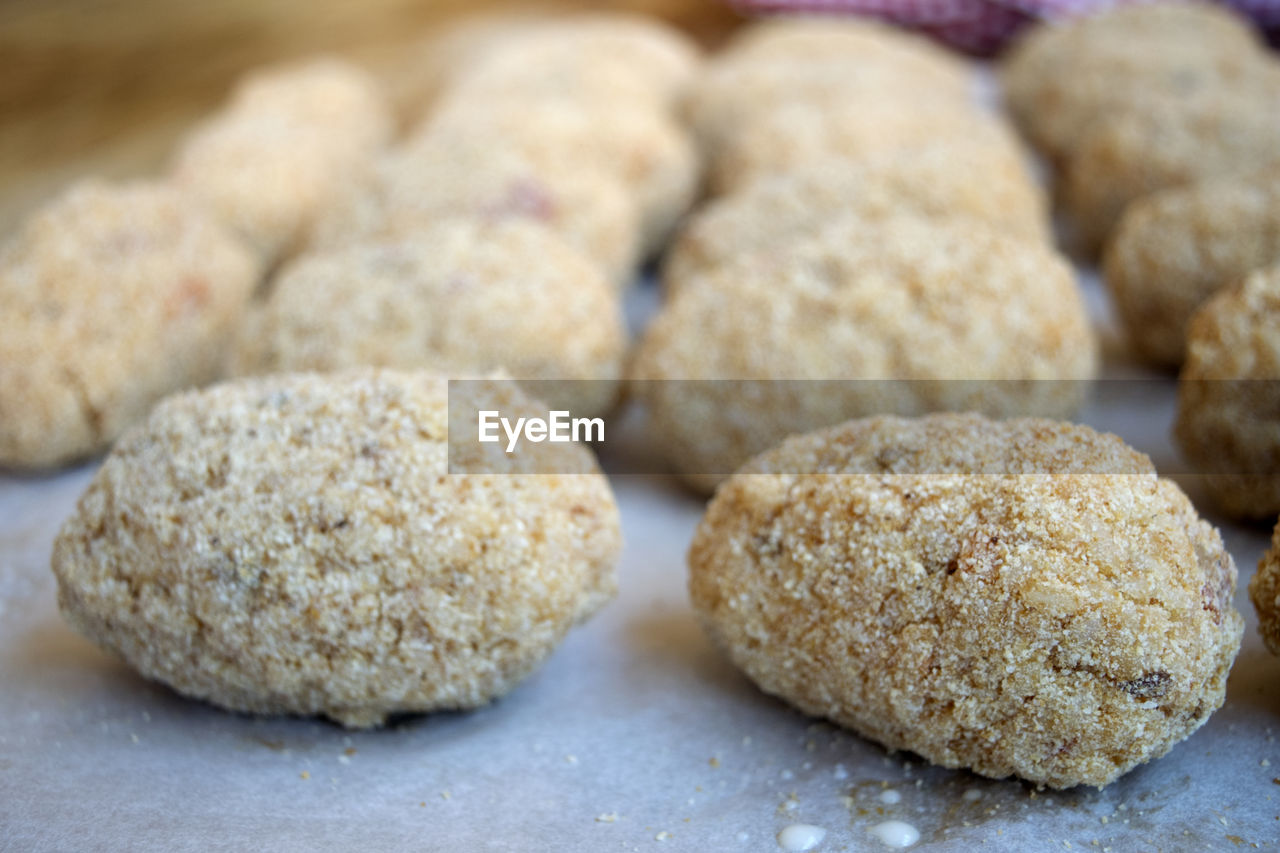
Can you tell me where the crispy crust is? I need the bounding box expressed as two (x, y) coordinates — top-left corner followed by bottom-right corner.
(664, 143), (1048, 288)
(444, 13), (701, 111)
(0, 181), (260, 468)
(1061, 84), (1280, 258)
(311, 140), (640, 286)
(420, 100), (699, 260)
(171, 58), (392, 262)
(1250, 520), (1280, 655)
(1104, 170), (1280, 367)
(1001, 2), (1264, 159)
(684, 18), (972, 154)
(709, 101), (1023, 197)
(690, 413), (1242, 788)
(51, 370), (621, 727)
(632, 215), (1097, 491)
(1174, 263), (1280, 519)
(233, 220), (626, 417)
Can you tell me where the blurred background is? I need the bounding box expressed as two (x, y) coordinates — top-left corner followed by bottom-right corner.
(6, 0), (1279, 234)
(0, 0), (742, 232)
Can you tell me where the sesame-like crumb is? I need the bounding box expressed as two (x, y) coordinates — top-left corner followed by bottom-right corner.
(690, 413), (1241, 788)
(51, 370), (621, 727)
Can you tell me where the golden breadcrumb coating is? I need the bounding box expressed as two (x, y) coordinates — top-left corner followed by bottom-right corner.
(311, 140), (639, 286)
(664, 143), (1048, 287)
(709, 101), (1023, 196)
(226, 57), (392, 136)
(52, 370), (622, 728)
(718, 15), (973, 77)
(420, 101), (699, 260)
(1250, 521), (1280, 654)
(375, 13), (542, 125)
(1174, 263), (1280, 520)
(1001, 1), (1265, 159)
(1104, 168), (1280, 367)
(1061, 82), (1280, 258)
(631, 215), (1097, 491)
(685, 18), (973, 153)
(0, 180), (259, 468)
(444, 13), (701, 111)
(690, 413), (1242, 789)
(234, 220), (626, 417)
(172, 57), (392, 262)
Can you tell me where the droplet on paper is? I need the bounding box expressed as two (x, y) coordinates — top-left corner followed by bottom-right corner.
(777, 824), (826, 851)
(869, 820), (919, 848)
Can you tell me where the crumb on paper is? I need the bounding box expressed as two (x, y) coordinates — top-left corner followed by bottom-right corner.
(299, 771), (310, 780)
(709, 756), (721, 768)
(655, 830), (672, 842)
(596, 813), (619, 824)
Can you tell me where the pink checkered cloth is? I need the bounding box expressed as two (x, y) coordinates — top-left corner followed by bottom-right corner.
(728, 0), (1280, 54)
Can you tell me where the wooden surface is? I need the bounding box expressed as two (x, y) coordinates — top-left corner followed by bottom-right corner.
(0, 0), (743, 233)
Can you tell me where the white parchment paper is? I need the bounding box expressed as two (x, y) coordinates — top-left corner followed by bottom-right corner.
(3, 266), (1279, 852)
(4, 61), (1280, 846)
